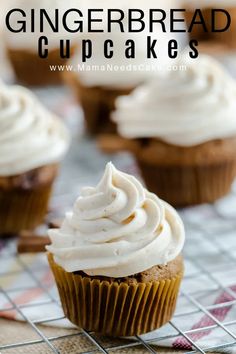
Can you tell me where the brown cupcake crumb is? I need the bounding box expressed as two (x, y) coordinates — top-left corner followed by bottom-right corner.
(73, 255), (184, 284)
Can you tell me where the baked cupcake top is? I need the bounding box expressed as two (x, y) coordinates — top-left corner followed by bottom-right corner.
(0, 81), (70, 176)
(113, 54), (236, 146)
(47, 162), (185, 277)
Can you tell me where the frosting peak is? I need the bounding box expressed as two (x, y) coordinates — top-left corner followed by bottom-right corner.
(0, 81), (70, 176)
(47, 163), (185, 277)
(113, 54), (236, 146)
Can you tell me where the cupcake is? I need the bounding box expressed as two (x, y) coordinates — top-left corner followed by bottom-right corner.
(0, 81), (70, 235)
(184, 1), (212, 42)
(47, 162), (185, 336)
(0, 2), (12, 82)
(112, 54), (236, 207)
(4, 0), (79, 86)
(211, 2), (236, 49)
(185, 1), (236, 49)
(63, 0), (177, 136)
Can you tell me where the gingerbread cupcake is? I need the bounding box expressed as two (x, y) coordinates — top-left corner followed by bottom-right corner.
(63, 0), (176, 136)
(4, 0), (79, 86)
(47, 162), (185, 336)
(112, 54), (236, 207)
(211, 1), (236, 49)
(185, 0), (236, 49)
(0, 81), (70, 235)
(184, 1), (212, 42)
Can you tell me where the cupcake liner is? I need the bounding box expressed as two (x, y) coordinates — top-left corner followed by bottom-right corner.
(0, 185), (52, 235)
(63, 72), (134, 136)
(77, 84), (122, 135)
(0, 165), (58, 235)
(48, 253), (183, 336)
(7, 46), (76, 86)
(137, 159), (236, 207)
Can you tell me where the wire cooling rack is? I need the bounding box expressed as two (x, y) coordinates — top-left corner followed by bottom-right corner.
(1, 173), (236, 354)
(1, 91), (236, 353)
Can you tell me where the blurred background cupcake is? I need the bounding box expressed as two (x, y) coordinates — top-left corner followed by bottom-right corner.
(64, 0), (179, 136)
(0, 81), (70, 236)
(187, 0), (236, 79)
(112, 54), (236, 207)
(3, 0), (80, 86)
(184, 1), (236, 49)
(210, 1), (236, 49)
(0, 2), (13, 82)
(184, 0), (212, 42)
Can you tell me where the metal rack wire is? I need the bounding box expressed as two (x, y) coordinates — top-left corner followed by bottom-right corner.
(1, 131), (236, 354)
(1, 191), (236, 354)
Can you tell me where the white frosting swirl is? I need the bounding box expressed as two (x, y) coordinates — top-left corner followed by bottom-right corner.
(113, 54), (236, 146)
(0, 81), (70, 176)
(47, 163), (185, 277)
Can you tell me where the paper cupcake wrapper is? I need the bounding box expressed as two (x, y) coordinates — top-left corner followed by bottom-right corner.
(7, 46), (76, 86)
(48, 253), (183, 337)
(63, 72), (134, 136)
(0, 184), (52, 235)
(137, 159), (236, 207)
(78, 85), (119, 135)
(0, 168), (57, 235)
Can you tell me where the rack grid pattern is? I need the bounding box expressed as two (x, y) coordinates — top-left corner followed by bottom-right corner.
(1, 191), (236, 354)
(0, 196), (236, 354)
